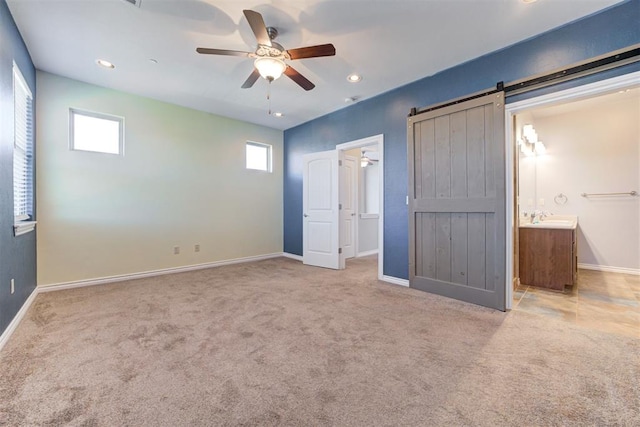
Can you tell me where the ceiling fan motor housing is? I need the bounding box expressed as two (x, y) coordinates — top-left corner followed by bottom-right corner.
(266, 26), (278, 41)
(256, 43), (286, 59)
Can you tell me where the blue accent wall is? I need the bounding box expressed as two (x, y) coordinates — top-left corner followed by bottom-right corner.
(1, 0), (36, 335)
(283, 0), (640, 279)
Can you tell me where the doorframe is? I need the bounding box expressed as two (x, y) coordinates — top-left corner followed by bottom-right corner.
(336, 134), (384, 281)
(340, 154), (358, 259)
(504, 70), (640, 309)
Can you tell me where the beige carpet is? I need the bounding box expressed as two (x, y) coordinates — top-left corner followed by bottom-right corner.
(1, 256), (638, 426)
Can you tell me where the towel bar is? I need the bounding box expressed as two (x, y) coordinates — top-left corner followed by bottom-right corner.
(580, 191), (637, 197)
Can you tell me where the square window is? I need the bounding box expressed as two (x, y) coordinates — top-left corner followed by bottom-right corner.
(70, 109), (124, 155)
(246, 141), (272, 172)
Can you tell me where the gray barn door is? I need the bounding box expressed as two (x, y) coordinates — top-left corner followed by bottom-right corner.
(408, 92), (506, 311)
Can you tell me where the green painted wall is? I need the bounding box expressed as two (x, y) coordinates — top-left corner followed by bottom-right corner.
(36, 72), (283, 286)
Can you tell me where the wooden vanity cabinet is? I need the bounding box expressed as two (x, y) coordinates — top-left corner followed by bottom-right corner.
(519, 227), (577, 291)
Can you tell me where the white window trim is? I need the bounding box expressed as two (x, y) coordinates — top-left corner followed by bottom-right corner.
(246, 141), (272, 173)
(13, 62), (35, 236)
(69, 108), (125, 155)
(14, 221), (37, 237)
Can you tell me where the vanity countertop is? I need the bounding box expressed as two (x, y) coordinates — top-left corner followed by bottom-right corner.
(519, 215), (578, 230)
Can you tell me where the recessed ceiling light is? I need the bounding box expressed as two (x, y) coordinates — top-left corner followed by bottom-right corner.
(149, 59), (158, 64)
(273, 112), (284, 118)
(344, 96), (360, 103)
(96, 59), (115, 69)
(522, 0), (538, 3)
(347, 74), (362, 83)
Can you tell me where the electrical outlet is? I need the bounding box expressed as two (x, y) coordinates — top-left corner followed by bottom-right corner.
(194, 244), (200, 252)
(10, 279), (15, 294)
(173, 246), (180, 255)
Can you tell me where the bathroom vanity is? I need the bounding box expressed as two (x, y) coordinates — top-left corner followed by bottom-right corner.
(518, 215), (578, 291)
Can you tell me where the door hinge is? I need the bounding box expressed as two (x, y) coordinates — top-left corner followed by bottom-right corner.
(339, 203), (342, 210)
(339, 248), (342, 254)
(339, 160), (343, 166)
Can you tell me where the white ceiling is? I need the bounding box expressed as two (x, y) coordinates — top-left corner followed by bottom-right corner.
(7, 0), (622, 130)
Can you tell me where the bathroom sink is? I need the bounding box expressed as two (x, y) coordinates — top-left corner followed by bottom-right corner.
(519, 215), (578, 229)
(539, 219), (573, 224)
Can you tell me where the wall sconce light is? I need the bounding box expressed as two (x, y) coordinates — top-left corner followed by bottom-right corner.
(519, 124), (546, 156)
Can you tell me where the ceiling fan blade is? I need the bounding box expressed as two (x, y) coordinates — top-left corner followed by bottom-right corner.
(196, 48), (251, 57)
(287, 44), (336, 60)
(284, 66), (315, 91)
(243, 9), (271, 47)
(241, 69), (261, 89)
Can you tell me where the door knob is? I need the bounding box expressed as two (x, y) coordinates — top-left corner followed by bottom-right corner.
(303, 214), (309, 217)
(351, 213), (356, 216)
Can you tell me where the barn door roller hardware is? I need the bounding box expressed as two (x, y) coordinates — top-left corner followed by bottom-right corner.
(409, 82), (504, 117)
(504, 45), (640, 96)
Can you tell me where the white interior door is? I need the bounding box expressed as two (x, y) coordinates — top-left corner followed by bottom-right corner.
(303, 150), (341, 269)
(340, 155), (358, 259)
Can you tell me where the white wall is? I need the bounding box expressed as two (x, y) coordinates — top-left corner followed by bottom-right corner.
(518, 92), (640, 271)
(36, 72), (284, 285)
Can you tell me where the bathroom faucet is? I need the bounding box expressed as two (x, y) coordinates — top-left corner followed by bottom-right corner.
(531, 210), (541, 223)
(531, 210), (551, 223)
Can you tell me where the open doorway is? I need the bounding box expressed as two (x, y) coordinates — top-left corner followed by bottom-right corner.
(337, 135), (384, 280)
(505, 72), (639, 336)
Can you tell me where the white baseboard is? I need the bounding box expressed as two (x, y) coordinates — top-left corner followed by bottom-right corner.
(281, 252), (303, 262)
(356, 250), (379, 258)
(0, 287), (38, 353)
(381, 275), (410, 287)
(578, 263), (640, 276)
(38, 253), (284, 293)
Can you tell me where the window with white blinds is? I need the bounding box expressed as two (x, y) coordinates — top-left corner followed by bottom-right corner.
(13, 63), (34, 222)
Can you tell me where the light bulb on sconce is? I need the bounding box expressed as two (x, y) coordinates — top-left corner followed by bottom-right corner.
(519, 124), (546, 156)
(522, 124), (537, 143)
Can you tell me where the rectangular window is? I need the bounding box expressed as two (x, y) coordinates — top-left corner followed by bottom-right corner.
(246, 141), (272, 172)
(13, 63), (34, 223)
(70, 108), (124, 155)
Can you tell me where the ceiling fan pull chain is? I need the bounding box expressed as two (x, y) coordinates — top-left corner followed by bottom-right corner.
(267, 80), (272, 115)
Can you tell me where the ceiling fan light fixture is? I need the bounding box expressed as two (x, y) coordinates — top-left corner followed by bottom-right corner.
(254, 57), (286, 81)
(361, 153), (372, 168)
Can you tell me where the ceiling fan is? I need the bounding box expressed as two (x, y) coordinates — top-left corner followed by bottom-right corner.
(196, 9), (336, 91)
(361, 151), (379, 168)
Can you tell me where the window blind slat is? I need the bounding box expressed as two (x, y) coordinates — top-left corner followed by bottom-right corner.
(13, 64), (34, 221)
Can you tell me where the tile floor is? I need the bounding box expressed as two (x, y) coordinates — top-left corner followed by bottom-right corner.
(513, 269), (640, 338)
